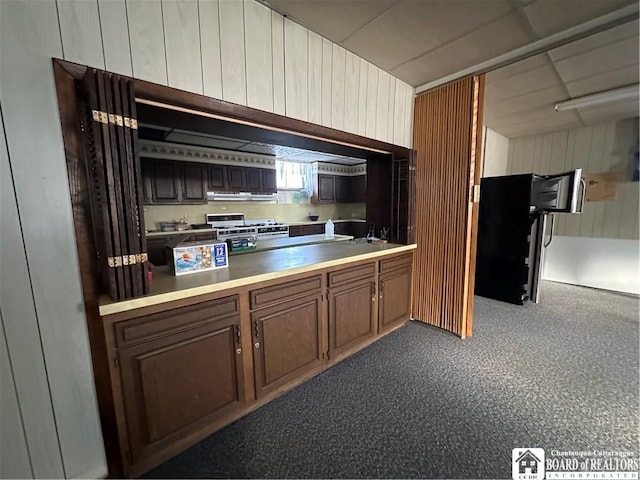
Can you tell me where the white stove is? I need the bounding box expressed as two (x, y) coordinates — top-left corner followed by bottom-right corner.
(206, 214), (289, 241)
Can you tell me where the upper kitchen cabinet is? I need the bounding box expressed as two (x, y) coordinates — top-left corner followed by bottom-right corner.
(227, 166), (278, 194)
(316, 174), (335, 203)
(207, 164), (226, 191)
(315, 173), (366, 204)
(142, 158), (206, 205)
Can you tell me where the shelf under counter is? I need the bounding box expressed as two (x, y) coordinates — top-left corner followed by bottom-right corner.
(99, 242), (416, 316)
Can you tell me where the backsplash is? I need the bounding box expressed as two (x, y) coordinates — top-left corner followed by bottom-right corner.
(144, 202), (366, 230)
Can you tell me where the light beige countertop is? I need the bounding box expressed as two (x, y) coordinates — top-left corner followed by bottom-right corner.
(288, 219), (366, 226)
(232, 234), (353, 254)
(146, 229), (215, 238)
(100, 242), (416, 316)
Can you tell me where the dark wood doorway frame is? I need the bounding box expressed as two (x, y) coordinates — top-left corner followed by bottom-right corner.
(52, 58), (413, 475)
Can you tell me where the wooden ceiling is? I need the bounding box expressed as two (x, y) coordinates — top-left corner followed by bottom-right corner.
(262, 0), (639, 138)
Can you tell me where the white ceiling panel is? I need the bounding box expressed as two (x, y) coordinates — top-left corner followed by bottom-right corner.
(392, 10), (536, 85)
(490, 110), (584, 138)
(578, 101), (640, 124)
(342, 0), (513, 71)
(485, 53), (549, 82)
(522, 0), (634, 37)
(564, 65), (639, 97)
(548, 19), (639, 61)
(552, 36), (639, 83)
(484, 85), (567, 120)
(263, 0), (397, 43)
(484, 61), (559, 102)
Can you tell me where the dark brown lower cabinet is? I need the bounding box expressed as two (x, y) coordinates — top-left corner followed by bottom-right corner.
(378, 258), (413, 333)
(251, 293), (323, 398)
(327, 279), (375, 359)
(117, 314), (244, 465)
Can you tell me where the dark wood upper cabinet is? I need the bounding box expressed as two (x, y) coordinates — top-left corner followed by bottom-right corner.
(227, 166), (245, 191)
(334, 176), (349, 203)
(262, 169), (277, 193)
(208, 164), (226, 190)
(317, 174), (335, 203)
(246, 168), (262, 192)
(181, 163), (207, 203)
(351, 175), (366, 203)
(149, 159), (180, 203)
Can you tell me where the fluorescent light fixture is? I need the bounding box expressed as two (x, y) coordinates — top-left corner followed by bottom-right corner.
(554, 84), (639, 112)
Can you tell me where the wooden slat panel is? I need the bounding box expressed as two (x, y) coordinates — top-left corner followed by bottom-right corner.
(98, 0), (133, 76)
(162, 0), (203, 94)
(411, 76), (484, 338)
(357, 59), (368, 136)
(284, 18), (308, 121)
(307, 31), (323, 125)
(321, 38), (332, 127)
(127, 0), (167, 85)
(219, 0), (247, 105)
(344, 51), (360, 134)
(271, 11), (285, 115)
(365, 63), (378, 138)
(244, 0), (273, 112)
(376, 69), (390, 143)
(199, 0), (223, 99)
(331, 44), (346, 131)
(58, 0), (105, 68)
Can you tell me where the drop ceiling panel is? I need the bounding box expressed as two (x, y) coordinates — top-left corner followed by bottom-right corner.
(578, 101), (639, 124)
(165, 131), (249, 150)
(484, 85), (567, 120)
(491, 111), (584, 139)
(263, 0), (397, 43)
(393, 11), (536, 86)
(522, 0), (634, 37)
(484, 61), (559, 102)
(342, 0), (514, 72)
(548, 19), (639, 61)
(485, 53), (549, 82)
(563, 65), (639, 99)
(552, 36), (639, 83)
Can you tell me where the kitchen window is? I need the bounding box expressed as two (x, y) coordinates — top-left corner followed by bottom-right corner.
(276, 160), (312, 192)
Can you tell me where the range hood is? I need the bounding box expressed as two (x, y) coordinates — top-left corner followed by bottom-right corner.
(207, 191), (278, 202)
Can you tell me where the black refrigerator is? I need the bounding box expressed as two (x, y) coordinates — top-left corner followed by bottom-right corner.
(475, 169), (584, 305)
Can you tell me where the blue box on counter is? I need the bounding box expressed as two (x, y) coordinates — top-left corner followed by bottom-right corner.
(170, 242), (228, 276)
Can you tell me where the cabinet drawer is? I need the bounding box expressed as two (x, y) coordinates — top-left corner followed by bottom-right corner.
(115, 295), (240, 348)
(250, 275), (322, 310)
(328, 263), (376, 287)
(380, 254), (413, 273)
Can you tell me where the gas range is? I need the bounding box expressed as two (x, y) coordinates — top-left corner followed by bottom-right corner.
(206, 213), (289, 241)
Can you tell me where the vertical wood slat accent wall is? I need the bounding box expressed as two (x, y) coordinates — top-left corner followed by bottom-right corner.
(412, 76), (485, 338)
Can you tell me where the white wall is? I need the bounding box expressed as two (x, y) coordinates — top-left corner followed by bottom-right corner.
(482, 127), (509, 177)
(506, 118), (639, 294)
(0, 0), (415, 478)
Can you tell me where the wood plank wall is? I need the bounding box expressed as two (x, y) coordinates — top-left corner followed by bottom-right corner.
(507, 117), (639, 240)
(0, 0), (415, 476)
(412, 76), (485, 338)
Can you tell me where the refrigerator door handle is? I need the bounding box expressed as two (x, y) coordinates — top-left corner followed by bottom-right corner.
(578, 177), (586, 214)
(544, 214), (555, 248)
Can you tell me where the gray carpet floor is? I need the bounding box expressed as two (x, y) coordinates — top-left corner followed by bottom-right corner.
(143, 281), (639, 479)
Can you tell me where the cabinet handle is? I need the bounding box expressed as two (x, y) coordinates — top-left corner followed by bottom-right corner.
(254, 342), (260, 349)
(380, 281), (385, 292)
(235, 325), (241, 345)
(253, 320), (259, 338)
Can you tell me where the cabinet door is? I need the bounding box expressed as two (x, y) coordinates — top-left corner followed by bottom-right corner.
(150, 160), (180, 203)
(334, 176), (349, 203)
(328, 280), (375, 358)
(352, 175), (366, 203)
(317, 174), (335, 203)
(288, 225), (303, 237)
(378, 265), (412, 333)
(208, 164), (226, 191)
(252, 294), (323, 398)
(301, 224), (324, 235)
(262, 169), (277, 193)
(118, 316), (244, 463)
(146, 237), (167, 266)
(245, 168), (262, 192)
(141, 158), (153, 204)
(227, 166), (246, 191)
(181, 163), (207, 203)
